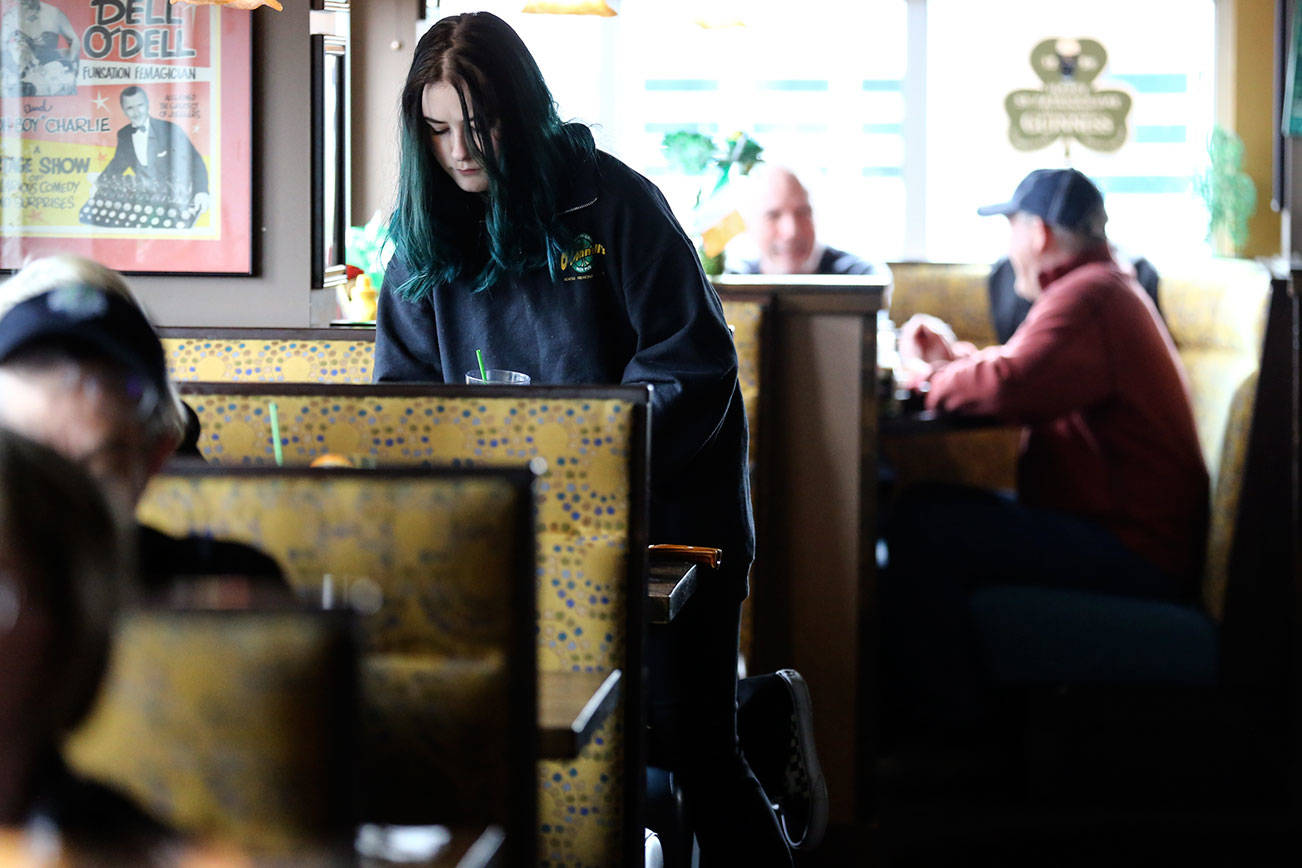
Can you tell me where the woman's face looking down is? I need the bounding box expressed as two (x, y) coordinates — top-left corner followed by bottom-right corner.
(422, 80), (493, 195)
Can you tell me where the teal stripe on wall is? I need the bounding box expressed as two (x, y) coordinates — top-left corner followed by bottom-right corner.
(759, 80), (828, 91)
(1111, 73), (1187, 94)
(755, 123), (830, 133)
(645, 79), (719, 91)
(863, 123), (903, 134)
(1134, 125), (1187, 144)
(643, 122), (719, 134)
(862, 79), (902, 92)
(861, 166), (903, 178)
(1095, 176), (1191, 194)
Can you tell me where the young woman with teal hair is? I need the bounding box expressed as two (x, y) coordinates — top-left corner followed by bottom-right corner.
(374, 12), (791, 866)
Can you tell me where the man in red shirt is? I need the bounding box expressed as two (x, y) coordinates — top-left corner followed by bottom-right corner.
(886, 169), (1209, 728)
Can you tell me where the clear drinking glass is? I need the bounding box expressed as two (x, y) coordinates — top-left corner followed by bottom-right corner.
(465, 369), (531, 385)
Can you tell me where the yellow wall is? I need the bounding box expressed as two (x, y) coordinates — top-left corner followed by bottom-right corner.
(1224, 0), (1284, 257)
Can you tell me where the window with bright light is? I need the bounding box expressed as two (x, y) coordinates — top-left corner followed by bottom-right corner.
(925, 0), (1217, 264)
(424, 0), (1217, 266)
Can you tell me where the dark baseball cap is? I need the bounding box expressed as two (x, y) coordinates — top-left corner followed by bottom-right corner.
(977, 168), (1108, 239)
(0, 284), (170, 408)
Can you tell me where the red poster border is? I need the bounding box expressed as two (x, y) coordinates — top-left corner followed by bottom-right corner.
(1, 5), (251, 275)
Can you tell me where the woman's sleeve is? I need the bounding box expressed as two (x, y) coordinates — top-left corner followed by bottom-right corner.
(373, 256), (444, 383)
(611, 177), (741, 482)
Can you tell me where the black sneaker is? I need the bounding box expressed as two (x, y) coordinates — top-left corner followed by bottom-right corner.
(737, 669), (829, 850)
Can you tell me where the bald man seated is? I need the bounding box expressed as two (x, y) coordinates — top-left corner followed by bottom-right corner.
(731, 165), (888, 278)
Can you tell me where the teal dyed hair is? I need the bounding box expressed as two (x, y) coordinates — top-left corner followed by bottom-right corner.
(389, 12), (595, 298)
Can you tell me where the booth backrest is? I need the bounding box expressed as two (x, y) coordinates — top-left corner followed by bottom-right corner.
(887, 262), (999, 348)
(885, 258), (1276, 623)
(880, 264), (1019, 493)
(121, 466), (536, 852)
(720, 297), (769, 664)
(721, 298), (766, 465)
(178, 383), (649, 867)
(160, 328), (375, 384)
(1157, 259), (1273, 621)
(66, 609), (357, 855)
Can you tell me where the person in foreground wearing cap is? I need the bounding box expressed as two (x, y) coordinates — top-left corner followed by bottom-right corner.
(0, 256), (284, 594)
(883, 169), (1209, 729)
(0, 427), (183, 863)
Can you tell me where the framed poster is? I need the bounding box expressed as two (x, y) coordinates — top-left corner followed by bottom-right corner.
(0, 0), (252, 274)
(1286, 0), (1302, 136)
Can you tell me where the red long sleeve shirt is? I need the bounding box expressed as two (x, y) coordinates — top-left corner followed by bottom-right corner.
(924, 249), (1209, 588)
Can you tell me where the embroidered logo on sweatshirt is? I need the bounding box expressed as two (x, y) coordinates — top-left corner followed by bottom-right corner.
(559, 233), (606, 279)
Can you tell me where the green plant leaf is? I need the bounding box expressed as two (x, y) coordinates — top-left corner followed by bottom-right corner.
(662, 130), (717, 174)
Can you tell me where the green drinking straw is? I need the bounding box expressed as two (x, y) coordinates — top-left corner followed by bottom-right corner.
(268, 401), (284, 466)
(475, 348), (488, 381)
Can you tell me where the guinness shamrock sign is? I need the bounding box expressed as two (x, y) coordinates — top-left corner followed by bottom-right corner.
(1005, 38), (1132, 153)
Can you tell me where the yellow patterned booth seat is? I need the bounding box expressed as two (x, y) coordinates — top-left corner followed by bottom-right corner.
(179, 383), (649, 868)
(153, 469), (533, 843)
(886, 262), (1000, 348)
(160, 327), (375, 384)
(882, 263), (1019, 492)
(1157, 259), (1272, 620)
(883, 257), (1275, 623)
(721, 297), (768, 666)
(720, 300), (765, 466)
(66, 610), (357, 855)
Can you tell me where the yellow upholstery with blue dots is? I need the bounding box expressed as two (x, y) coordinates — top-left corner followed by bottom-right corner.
(66, 609), (357, 855)
(178, 383), (647, 867)
(720, 299), (766, 664)
(160, 328), (375, 384)
(78, 469), (536, 857)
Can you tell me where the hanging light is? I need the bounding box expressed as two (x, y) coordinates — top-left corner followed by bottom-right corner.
(521, 0), (618, 16)
(171, 0), (283, 9)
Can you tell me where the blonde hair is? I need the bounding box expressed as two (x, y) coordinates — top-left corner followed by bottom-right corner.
(0, 255), (186, 447)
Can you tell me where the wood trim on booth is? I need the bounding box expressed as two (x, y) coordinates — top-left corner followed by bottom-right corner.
(713, 275), (888, 824)
(159, 327), (376, 341)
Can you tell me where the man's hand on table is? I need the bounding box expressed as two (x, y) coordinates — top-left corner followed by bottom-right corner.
(896, 314), (976, 389)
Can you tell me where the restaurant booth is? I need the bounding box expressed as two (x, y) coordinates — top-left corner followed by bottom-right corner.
(0, 0), (1298, 866)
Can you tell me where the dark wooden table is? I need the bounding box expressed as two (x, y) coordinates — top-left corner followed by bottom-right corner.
(879, 408), (1008, 437)
(646, 561), (699, 625)
(538, 669), (622, 759)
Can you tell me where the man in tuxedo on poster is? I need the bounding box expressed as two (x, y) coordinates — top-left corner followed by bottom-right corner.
(95, 86), (210, 216)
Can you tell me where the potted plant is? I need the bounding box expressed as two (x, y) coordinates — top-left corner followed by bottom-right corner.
(1194, 126), (1257, 257)
(661, 130), (763, 274)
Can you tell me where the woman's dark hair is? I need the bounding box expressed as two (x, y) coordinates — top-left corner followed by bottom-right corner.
(389, 12), (596, 298)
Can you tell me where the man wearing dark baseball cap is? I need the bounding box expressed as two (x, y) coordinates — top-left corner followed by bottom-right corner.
(884, 169), (1209, 728)
(0, 256), (283, 594)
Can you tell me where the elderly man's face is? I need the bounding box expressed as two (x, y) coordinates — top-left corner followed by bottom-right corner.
(753, 172), (817, 275)
(1008, 212), (1045, 303)
(0, 367), (153, 520)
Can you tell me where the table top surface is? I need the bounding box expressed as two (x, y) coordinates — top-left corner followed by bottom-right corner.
(879, 407), (1012, 436)
(538, 669), (622, 759)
